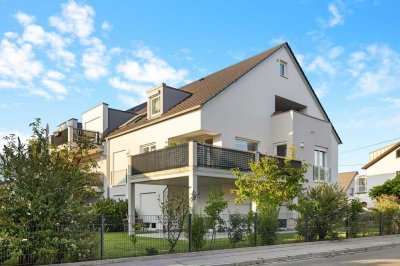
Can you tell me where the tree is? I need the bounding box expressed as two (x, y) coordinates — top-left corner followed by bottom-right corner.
(0, 119), (100, 264)
(232, 153), (308, 244)
(158, 189), (197, 253)
(204, 186), (228, 248)
(369, 175), (400, 199)
(94, 198), (128, 232)
(374, 195), (400, 234)
(293, 183), (348, 240)
(232, 155), (309, 209)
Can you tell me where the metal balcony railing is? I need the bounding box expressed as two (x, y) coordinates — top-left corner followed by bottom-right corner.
(73, 129), (102, 145)
(197, 144), (255, 171)
(131, 143), (189, 175)
(313, 166), (331, 182)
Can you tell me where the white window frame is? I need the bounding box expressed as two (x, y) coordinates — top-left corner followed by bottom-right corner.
(150, 95), (161, 117)
(235, 137), (258, 152)
(314, 147), (329, 182)
(279, 60), (287, 78)
(356, 177), (367, 193)
(140, 142), (156, 153)
(274, 142), (287, 157)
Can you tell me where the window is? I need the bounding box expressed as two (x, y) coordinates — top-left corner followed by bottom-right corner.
(112, 150), (127, 186)
(396, 149), (400, 158)
(235, 138), (258, 152)
(280, 60), (287, 77)
(140, 143), (156, 153)
(150, 96), (161, 116)
(274, 143), (287, 157)
(357, 177), (367, 193)
(349, 188), (354, 197)
(314, 149), (329, 181)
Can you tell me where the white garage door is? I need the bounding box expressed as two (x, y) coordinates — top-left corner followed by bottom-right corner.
(140, 192), (159, 216)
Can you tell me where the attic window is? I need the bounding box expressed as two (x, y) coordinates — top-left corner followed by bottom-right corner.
(150, 96), (161, 117)
(280, 60), (287, 78)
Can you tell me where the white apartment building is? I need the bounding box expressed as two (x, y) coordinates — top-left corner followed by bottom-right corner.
(358, 142), (400, 207)
(102, 42), (342, 224)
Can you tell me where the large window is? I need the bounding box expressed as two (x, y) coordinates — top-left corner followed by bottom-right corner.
(235, 138), (258, 152)
(112, 150), (127, 186)
(140, 143), (156, 153)
(356, 177), (367, 193)
(150, 96), (161, 116)
(314, 149), (330, 181)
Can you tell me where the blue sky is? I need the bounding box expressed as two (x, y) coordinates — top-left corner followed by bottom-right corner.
(0, 0), (399, 173)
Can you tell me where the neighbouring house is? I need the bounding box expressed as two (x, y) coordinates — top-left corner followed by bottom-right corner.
(103, 42), (341, 229)
(338, 171), (357, 198)
(360, 142), (400, 207)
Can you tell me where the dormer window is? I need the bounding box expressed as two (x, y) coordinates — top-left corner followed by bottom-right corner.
(280, 60), (287, 78)
(150, 95), (161, 117)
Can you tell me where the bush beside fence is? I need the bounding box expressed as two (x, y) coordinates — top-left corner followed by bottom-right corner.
(1, 211), (399, 265)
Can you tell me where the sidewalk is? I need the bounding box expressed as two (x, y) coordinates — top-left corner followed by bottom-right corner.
(63, 235), (400, 266)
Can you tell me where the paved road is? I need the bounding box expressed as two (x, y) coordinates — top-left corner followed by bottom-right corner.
(272, 246), (400, 266)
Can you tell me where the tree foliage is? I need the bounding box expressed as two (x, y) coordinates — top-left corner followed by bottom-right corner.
(369, 175), (400, 199)
(232, 156), (308, 208)
(94, 198), (128, 232)
(204, 186), (228, 248)
(0, 119), (100, 264)
(293, 183), (348, 240)
(374, 195), (400, 234)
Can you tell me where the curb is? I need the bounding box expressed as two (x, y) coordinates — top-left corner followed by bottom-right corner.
(211, 242), (400, 266)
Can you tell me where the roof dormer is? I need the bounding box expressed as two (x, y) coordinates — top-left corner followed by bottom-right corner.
(147, 83), (191, 119)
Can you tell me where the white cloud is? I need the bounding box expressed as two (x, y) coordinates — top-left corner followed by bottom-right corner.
(82, 37), (108, 80)
(328, 46), (344, 59)
(49, 0), (95, 41)
(115, 47), (188, 85)
(101, 21), (112, 31)
(0, 80), (20, 89)
(348, 44), (400, 99)
(108, 77), (147, 93)
(0, 38), (43, 81)
(327, 3), (344, 27)
(270, 36), (286, 45)
(46, 70), (65, 80)
(305, 55), (336, 76)
(117, 94), (145, 108)
(41, 78), (67, 95)
(14, 12), (35, 26)
(382, 97), (400, 108)
(315, 83), (329, 98)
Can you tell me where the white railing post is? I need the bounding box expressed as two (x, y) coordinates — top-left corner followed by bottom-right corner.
(127, 154), (135, 235)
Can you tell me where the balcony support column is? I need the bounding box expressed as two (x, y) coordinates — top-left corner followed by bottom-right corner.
(67, 126), (74, 143)
(188, 141), (198, 213)
(127, 182), (135, 235)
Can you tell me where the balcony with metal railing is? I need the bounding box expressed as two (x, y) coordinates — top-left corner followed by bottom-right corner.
(130, 142), (301, 176)
(50, 127), (102, 147)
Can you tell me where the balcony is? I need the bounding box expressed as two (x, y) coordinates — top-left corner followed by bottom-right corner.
(131, 142), (300, 176)
(313, 166), (331, 182)
(50, 127), (102, 147)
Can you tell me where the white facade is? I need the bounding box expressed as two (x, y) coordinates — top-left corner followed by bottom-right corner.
(359, 143), (400, 207)
(106, 44), (341, 219)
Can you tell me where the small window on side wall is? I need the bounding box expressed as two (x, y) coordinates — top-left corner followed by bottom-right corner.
(396, 149), (400, 158)
(280, 60), (287, 78)
(235, 138), (258, 152)
(274, 143), (287, 157)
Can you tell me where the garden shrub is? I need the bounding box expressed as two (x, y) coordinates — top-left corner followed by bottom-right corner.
(348, 199), (364, 238)
(184, 213), (207, 251)
(227, 212), (248, 247)
(257, 205), (279, 245)
(293, 183), (348, 241)
(374, 195), (400, 235)
(0, 234), (11, 263)
(94, 198), (128, 232)
(145, 247), (159, 255)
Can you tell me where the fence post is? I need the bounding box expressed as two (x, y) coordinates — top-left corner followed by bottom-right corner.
(254, 212), (258, 247)
(346, 211), (350, 239)
(100, 214), (104, 260)
(305, 212), (309, 242)
(379, 212), (383, 236)
(188, 213), (192, 252)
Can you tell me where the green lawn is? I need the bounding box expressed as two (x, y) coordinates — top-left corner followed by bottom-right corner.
(102, 231), (300, 259)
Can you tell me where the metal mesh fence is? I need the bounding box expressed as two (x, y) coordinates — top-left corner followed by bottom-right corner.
(0, 211), (398, 265)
